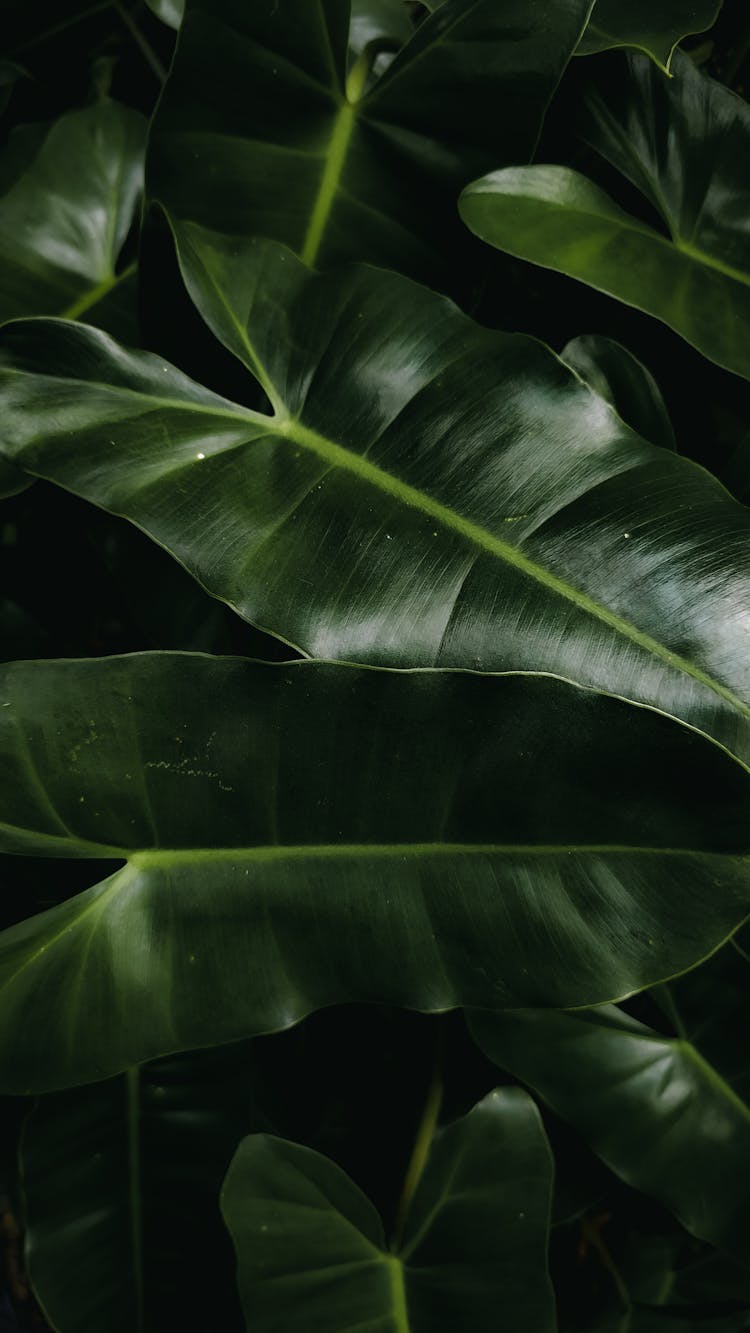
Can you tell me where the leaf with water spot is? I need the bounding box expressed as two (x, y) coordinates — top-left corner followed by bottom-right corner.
(2, 225), (750, 762)
(1, 653), (750, 1090)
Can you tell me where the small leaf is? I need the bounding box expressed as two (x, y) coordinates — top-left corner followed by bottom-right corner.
(0, 100), (146, 340)
(460, 54), (750, 382)
(221, 1088), (556, 1332)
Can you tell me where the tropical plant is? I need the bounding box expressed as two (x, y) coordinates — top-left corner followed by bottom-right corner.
(0, 2), (749, 1330)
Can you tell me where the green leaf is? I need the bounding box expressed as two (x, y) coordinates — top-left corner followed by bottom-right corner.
(468, 1000), (750, 1262)
(0, 100), (146, 340)
(22, 1045), (255, 1333)
(144, 0), (184, 27)
(3, 228), (750, 762)
(146, 0), (593, 282)
(1, 654), (750, 1091)
(459, 53), (750, 382)
(221, 1088), (556, 1332)
(561, 335), (676, 451)
(577, 0), (721, 71)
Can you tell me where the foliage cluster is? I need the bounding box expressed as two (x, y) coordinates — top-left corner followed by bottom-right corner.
(1, 2), (750, 1330)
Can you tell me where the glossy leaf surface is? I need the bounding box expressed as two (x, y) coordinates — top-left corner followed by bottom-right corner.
(468, 999), (750, 1262)
(22, 1046), (254, 1332)
(147, 0), (592, 281)
(460, 53), (750, 381)
(144, 0), (183, 27)
(577, 0), (721, 70)
(222, 1088), (556, 1332)
(0, 100), (146, 339)
(1, 654), (750, 1092)
(2, 229), (750, 761)
(561, 335), (676, 451)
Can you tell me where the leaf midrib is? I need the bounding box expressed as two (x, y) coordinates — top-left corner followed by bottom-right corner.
(127, 844), (737, 867)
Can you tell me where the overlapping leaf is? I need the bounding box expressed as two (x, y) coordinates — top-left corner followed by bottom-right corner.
(577, 0), (721, 70)
(1, 654), (750, 1091)
(146, 0), (593, 282)
(460, 53), (750, 381)
(468, 988), (750, 1261)
(561, 335), (676, 451)
(0, 100), (146, 340)
(222, 1089), (556, 1332)
(22, 1046), (255, 1332)
(2, 227), (750, 761)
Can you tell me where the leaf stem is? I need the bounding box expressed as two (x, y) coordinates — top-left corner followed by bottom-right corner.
(60, 261), (138, 322)
(581, 1214), (631, 1320)
(112, 0), (166, 82)
(391, 1027), (443, 1252)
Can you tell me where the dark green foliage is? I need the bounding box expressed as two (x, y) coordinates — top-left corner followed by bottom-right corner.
(1, 3), (749, 1330)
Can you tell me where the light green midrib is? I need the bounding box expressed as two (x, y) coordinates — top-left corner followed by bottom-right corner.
(281, 419), (749, 722)
(125, 844), (739, 868)
(4, 838), (744, 865)
(60, 260), (138, 321)
(300, 100), (356, 267)
(126, 1066), (145, 1331)
(386, 1255), (410, 1333)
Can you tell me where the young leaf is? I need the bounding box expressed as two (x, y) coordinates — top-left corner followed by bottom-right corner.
(2, 229), (750, 761)
(459, 54), (750, 381)
(146, 0), (593, 282)
(21, 1047), (254, 1333)
(577, 0), (722, 71)
(221, 1088), (556, 1332)
(0, 101), (146, 340)
(468, 1000), (750, 1263)
(1, 654), (749, 1092)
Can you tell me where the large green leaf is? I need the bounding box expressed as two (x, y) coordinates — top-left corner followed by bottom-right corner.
(0, 101), (146, 341)
(22, 1046), (256, 1332)
(459, 53), (750, 382)
(468, 998), (750, 1262)
(146, 0), (593, 282)
(221, 1088), (556, 1332)
(1, 654), (750, 1091)
(577, 0), (721, 70)
(2, 229), (750, 762)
